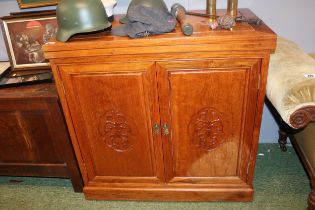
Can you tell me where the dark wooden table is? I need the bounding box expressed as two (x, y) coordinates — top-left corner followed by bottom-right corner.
(0, 83), (83, 192)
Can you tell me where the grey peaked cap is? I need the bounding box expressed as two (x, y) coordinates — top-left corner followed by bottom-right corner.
(112, 5), (176, 38)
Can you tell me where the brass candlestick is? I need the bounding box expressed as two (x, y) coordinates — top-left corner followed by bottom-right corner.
(227, 0), (238, 17)
(206, 0), (216, 19)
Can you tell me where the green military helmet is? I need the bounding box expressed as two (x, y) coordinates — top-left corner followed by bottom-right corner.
(120, 0), (169, 24)
(56, 0), (112, 42)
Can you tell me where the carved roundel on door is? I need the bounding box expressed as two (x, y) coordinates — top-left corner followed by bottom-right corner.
(188, 107), (225, 151)
(99, 110), (132, 152)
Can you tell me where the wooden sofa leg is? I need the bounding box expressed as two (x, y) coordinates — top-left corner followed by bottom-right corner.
(278, 129), (288, 152)
(265, 98), (290, 152)
(308, 189), (315, 210)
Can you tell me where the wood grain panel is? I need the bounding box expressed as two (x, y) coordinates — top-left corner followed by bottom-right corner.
(47, 51), (269, 66)
(0, 163), (68, 177)
(59, 62), (164, 183)
(83, 185), (253, 201)
(0, 107), (60, 163)
(0, 84), (83, 192)
(43, 9), (276, 56)
(157, 59), (260, 183)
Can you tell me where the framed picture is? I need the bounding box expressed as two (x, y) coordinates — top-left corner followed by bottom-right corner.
(17, 0), (59, 9)
(1, 11), (57, 71)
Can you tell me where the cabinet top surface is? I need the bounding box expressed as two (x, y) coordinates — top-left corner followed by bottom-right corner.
(43, 9), (276, 57)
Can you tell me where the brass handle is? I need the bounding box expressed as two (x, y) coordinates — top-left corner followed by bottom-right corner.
(163, 123), (170, 136)
(153, 123), (160, 135)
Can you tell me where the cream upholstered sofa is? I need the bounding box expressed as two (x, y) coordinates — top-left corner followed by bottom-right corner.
(266, 37), (315, 210)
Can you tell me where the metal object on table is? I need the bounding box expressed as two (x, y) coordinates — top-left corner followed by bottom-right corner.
(217, 15), (235, 29)
(206, 0), (216, 20)
(186, 0), (239, 22)
(185, 0), (217, 20)
(56, 0), (111, 42)
(235, 16), (263, 26)
(0, 71), (53, 87)
(186, 11), (212, 18)
(171, 3), (193, 36)
(227, 0), (238, 17)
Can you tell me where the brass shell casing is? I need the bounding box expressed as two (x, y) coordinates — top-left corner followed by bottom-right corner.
(206, 0), (216, 18)
(227, 0), (238, 17)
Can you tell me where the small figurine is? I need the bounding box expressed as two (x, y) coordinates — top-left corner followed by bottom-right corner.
(208, 19), (218, 30)
(217, 15), (235, 30)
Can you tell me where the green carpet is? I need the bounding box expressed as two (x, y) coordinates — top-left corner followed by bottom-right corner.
(0, 144), (310, 210)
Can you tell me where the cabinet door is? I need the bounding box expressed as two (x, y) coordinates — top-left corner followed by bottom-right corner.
(156, 59), (261, 184)
(58, 62), (164, 184)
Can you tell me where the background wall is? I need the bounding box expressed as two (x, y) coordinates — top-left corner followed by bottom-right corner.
(1, 0), (314, 143)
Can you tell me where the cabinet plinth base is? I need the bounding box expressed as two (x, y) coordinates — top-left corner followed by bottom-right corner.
(83, 185), (253, 201)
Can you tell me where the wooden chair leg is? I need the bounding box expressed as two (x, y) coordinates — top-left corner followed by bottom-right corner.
(308, 189), (315, 210)
(278, 129), (288, 152)
(265, 98), (290, 152)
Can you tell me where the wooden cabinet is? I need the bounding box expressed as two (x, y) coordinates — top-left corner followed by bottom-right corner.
(0, 83), (83, 192)
(43, 9), (276, 201)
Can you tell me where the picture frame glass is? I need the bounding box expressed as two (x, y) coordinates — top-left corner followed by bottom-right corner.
(2, 16), (57, 71)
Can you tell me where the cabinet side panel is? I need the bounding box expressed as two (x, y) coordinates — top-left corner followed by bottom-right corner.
(0, 103), (61, 163)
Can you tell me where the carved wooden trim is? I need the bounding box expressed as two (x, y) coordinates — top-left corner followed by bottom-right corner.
(290, 106), (315, 129)
(99, 110), (132, 152)
(188, 107), (225, 150)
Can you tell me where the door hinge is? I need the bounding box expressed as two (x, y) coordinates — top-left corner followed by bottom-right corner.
(162, 123), (170, 136)
(153, 123), (161, 135)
